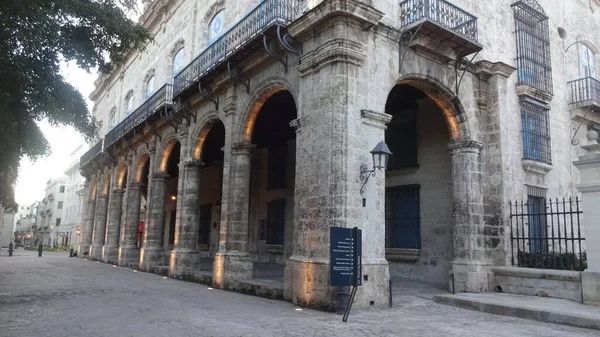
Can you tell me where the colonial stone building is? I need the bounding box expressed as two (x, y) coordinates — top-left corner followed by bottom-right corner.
(78, 0), (600, 309)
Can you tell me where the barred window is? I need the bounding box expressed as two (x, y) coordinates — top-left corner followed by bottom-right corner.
(266, 199), (285, 245)
(521, 99), (551, 164)
(385, 101), (418, 170)
(385, 185), (421, 250)
(512, 1), (553, 94)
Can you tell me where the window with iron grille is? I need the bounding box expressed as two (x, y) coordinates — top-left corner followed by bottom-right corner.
(266, 199), (285, 245)
(385, 101), (418, 170)
(385, 185), (421, 249)
(526, 195), (547, 253)
(521, 99), (551, 164)
(268, 144), (287, 190)
(512, 1), (553, 94)
(197, 205), (212, 245)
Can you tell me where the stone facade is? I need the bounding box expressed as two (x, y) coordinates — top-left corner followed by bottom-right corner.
(78, 0), (600, 309)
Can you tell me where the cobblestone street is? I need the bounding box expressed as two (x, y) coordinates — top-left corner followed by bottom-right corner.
(0, 249), (597, 337)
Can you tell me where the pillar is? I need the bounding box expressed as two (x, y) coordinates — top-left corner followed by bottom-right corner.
(169, 160), (202, 277)
(79, 187), (95, 256)
(140, 173), (168, 271)
(90, 193), (109, 260)
(447, 139), (490, 292)
(118, 182), (142, 267)
(574, 136), (600, 306)
(102, 189), (124, 263)
(213, 142), (254, 286)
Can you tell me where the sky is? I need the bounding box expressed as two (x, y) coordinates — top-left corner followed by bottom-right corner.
(14, 62), (97, 207)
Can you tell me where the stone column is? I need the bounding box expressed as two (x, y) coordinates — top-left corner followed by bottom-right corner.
(140, 173), (168, 271)
(447, 139), (489, 292)
(118, 182), (142, 267)
(102, 189), (124, 263)
(80, 189), (96, 256)
(213, 142), (254, 286)
(574, 134), (600, 306)
(90, 194), (109, 260)
(169, 160), (202, 277)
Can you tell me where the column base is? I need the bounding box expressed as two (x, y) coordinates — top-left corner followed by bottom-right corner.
(450, 260), (493, 292)
(169, 249), (201, 278)
(213, 251), (253, 288)
(89, 244), (104, 260)
(78, 244), (90, 257)
(140, 248), (166, 271)
(582, 271), (600, 306)
(102, 246), (119, 264)
(118, 246), (140, 268)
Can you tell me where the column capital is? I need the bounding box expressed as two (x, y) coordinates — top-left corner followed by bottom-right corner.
(361, 109), (392, 130)
(151, 172), (170, 181)
(182, 160), (204, 169)
(447, 139), (484, 155)
(289, 118), (301, 133)
(232, 142), (256, 156)
(111, 188), (126, 195)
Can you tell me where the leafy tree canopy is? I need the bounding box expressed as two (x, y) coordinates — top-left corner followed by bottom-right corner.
(0, 1), (151, 211)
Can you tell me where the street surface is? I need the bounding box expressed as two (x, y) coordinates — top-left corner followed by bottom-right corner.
(0, 249), (597, 337)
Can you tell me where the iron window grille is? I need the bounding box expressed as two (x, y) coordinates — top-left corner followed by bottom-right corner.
(521, 99), (551, 164)
(512, 1), (553, 95)
(386, 101), (418, 170)
(385, 185), (421, 249)
(509, 197), (586, 271)
(197, 205), (212, 245)
(266, 199), (286, 245)
(567, 77), (600, 104)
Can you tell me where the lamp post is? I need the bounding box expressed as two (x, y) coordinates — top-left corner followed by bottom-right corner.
(359, 141), (392, 194)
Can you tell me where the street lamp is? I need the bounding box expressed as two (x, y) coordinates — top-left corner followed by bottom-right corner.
(170, 189), (177, 201)
(359, 141), (392, 194)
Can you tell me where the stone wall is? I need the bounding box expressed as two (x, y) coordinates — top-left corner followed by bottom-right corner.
(493, 266), (583, 303)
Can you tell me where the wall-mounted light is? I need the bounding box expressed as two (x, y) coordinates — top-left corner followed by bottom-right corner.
(170, 189), (177, 201)
(360, 141), (392, 194)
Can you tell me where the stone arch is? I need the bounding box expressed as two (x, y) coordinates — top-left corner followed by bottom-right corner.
(158, 135), (181, 173)
(115, 164), (129, 189)
(101, 170), (112, 196)
(240, 77), (298, 142)
(135, 153), (151, 183)
(90, 182), (98, 201)
(394, 74), (471, 140)
(191, 112), (224, 160)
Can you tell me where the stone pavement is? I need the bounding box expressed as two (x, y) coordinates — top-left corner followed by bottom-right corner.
(0, 250), (598, 337)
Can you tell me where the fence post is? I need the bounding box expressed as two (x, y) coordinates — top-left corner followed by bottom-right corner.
(573, 130), (600, 306)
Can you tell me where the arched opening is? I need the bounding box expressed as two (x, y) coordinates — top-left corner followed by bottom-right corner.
(248, 90), (297, 268)
(197, 121), (225, 256)
(136, 155), (150, 249)
(384, 83), (453, 286)
(163, 141), (181, 251)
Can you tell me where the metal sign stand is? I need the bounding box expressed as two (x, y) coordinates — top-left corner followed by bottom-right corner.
(330, 226), (362, 323)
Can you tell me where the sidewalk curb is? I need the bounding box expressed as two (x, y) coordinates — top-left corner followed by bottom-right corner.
(432, 294), (600, 331)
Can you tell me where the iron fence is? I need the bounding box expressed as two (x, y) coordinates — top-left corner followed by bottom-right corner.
(79, 140), (103, 167)
(567, 77), (600, 105)
(173, 0), (307, 97)
(509, 197), (586, 271)
(104, 84), (173, 148)
(398, 0), (479, 41)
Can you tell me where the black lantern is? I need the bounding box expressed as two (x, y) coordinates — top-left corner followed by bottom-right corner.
(360, 141), (393, 194)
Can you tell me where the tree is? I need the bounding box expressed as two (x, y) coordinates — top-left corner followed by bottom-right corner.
(0, 1), (151, 210)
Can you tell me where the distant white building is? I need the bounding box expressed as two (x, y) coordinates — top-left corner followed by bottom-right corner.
(0, 204), (15, 248)
(63, 144), (88, 249)
(36, 177), (67, 247)
(14, 202), (40, 246)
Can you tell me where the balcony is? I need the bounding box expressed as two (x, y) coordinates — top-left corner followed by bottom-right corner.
(104, 84), (174, 149)
(568, 77), (600, 112)
(173, 0), (306, 99)
(398, 0), (482, 62)
(80, 140), (103, 168)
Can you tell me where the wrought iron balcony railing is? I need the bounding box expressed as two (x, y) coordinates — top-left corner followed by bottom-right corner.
(173, 0), (306, 98)
(80, 140), (103, 168)
(104, 84), (173, 148)
(399, 0), (479, 42)
(568, 77), (600, 106)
